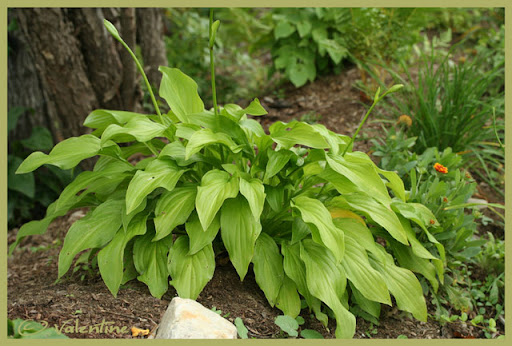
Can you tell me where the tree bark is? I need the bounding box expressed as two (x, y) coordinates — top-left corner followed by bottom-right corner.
(136, 8), (168, 88)
(8, 7), (167, 145)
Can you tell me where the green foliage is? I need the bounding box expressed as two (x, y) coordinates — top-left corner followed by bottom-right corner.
(363, 35), (504, 197)
(262, 8), (429, 87)
(234, 317), (249, 339)
(11, 16), (443, 339)
(7, 107), (79, 228)
(8, 318), (68, 339)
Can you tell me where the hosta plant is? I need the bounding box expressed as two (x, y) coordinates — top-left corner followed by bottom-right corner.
(11, 14), (444, 339)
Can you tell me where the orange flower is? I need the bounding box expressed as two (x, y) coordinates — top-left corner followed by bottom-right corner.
(443, 197), (448, 203)
(434, 163), (448, 174)
(429, 219), (436, 225)
(397, 114), (412, 127)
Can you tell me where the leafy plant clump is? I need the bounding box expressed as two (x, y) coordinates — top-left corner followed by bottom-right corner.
(11, 14), (444, 339)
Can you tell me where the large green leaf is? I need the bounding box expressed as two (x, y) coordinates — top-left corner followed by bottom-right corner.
(220, 196), (261, 280)
(97, 212), (148, 296)
(291, 196), (344, 262)
(329, 194), (408, 245)
(100, 115), (167, 145)
(186, 211), (220, 255)
(55, 160), (133, 210)
(333, 218), (385, 263)
(300, 239), (355, 339)
(159, 67), (204, 123)
(252, 233), (284, 307)
(185, 128), (243, 159)
(276, 275), (301, 318)
(263, 149), (293, 182)
(20, 126), (54, 151)
(391, 200), (445, 264)
(239, 177), (266, 221)
(125, 158), (185, 214)
(341, 236), (391, 305)
(154, 186), (197, 241)
(16, 135), (101, 173)
(8, 194), (89, 255)
(133, 231), (173, 299)
(281, 242), (328, 326)
(326, 153), (390, 205)
(58, 198), (125, 278)
(83, 109), (142, 131)
(269, 121), (329, 149)
(369, 246), (427, 322)
(159, 140), (219, 167)
(168, 236), (215, 299)
(196, 170), (239, 231)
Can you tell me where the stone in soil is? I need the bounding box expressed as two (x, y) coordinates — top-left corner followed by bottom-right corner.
(155, 297), (237, 339)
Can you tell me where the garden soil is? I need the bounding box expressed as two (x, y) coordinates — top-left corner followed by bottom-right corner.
(7, 66), (503, 339)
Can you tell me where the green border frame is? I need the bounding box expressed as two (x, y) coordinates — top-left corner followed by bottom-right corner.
(1, 1), (509, 345)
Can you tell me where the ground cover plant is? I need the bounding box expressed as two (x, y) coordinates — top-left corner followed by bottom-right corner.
(9, 11), (449, 339)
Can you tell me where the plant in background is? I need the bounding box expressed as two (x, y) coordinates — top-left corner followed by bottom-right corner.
(11, 12), (443, 339)
(370, 127), (505, 333)
(7, 107), (78, 228)
(262, 8), (428, 88)
(363, 37), (505, 197)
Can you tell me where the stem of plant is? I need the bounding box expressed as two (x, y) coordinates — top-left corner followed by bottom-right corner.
(209, 9), (218, 116)
(343, 98), (379, 156)
(117, 40), (163, 123)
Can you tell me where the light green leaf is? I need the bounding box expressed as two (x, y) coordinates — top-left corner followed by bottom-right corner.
(186, 211), (220, 255)
(329, 194), (408, 245)
(154, 186), (197, 241)
(83, 109), (142, 131)
(274, 21), (295, 39)
(244, 98), (267, 116)
(292, 196), (344, 262)
(220, 196), (261, 280)
(264, 149), (293, 182)
(296, 21), (312, 37)
(276, 275), (301, 318)
(58, 198), (125, 278)
(209, 20), (220, 48)
(281, 242), (328, 326)
(351, 283), (381, 319)
(8, 194), (86, 255)
(185, 128), (243, 159)
(100, 115), (167, 145)
(252, 233), (284, 307)
(275, 315), (298, 337)
(168, 236), (215, 299)
(342, 237), (390, 305)
(377, 168), (406, 201)
(98, 212), (148, 296)
(326, 153), (390, 204)
(159, 67), (204, 123)
(301, 329), (324, 339)
(291, 217), (311, 244)
(300, 239), (355, 339)
(333, 218), (384, 262)
(269, 121), (329, 150)
(369, 246), (427, 322)
(239, 177), (266, 221)
(125, 158), (185, 214)
(16, 134), (101, 173)
(133, 231), (172, 299)
(390, 239), (439, 293)
(196, 170), (239, 231)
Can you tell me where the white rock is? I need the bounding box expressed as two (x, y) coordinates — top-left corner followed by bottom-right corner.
(155, 297), (238, 339)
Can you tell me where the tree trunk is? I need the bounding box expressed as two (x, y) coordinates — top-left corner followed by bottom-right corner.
(8, 7), (168, 146)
